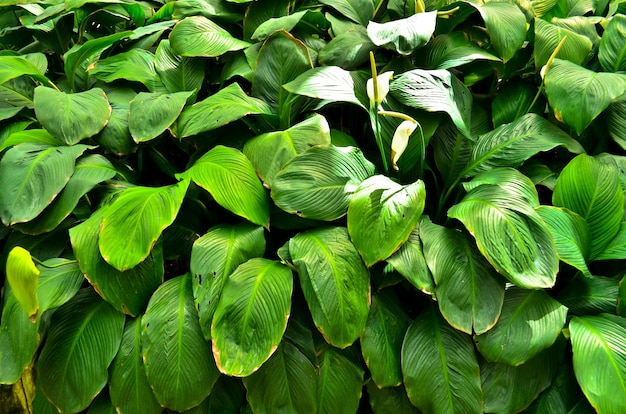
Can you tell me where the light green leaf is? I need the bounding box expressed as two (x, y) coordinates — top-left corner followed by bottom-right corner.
(570, 314), (626, 413)
(607, 97), (626, 151)
(596, 221), (626, 261)
(169, 16), (250, 57)
(475, 287), (567, 365)
(34, 86), (111, 145)
(347, 175), (425, 266)
(557, 274), (618, 315)
(318, 347), (365, 414)
(461, 167), (540, 208)
(178, 145), (269, 227)
(366, 12), (436, 55)
(0, 55), (53, 87)
(402, 306), (482, 414)
(420, 218), (504, 335)
(0, 143), (91, 225)
(129, 91), (192, 142)
(155, 39), (205, 94)
(142, 274), (219, 411)
(544, 59), (626, 134)
(0, 128), (66, 151)
(271, 145), (375, 221)
(36, 289), (125, 413)
(174, 83), (272, 138)
(386, 222), (435, 295)
(5, 246), (40, 321)
(89, 49), (163, 92)
(289, 227), (370, 348)
(420, 32), (500, 70)
(553, 154), (624, 260)
(599, 14), (626, 72)
(319, 0), (374, 25)
(190, 223), (265, 340)
(99, 180), (189, 271)
(534, 18), (593, 68)
(251, 10), (307, 41)
(470, 1), (527, 62)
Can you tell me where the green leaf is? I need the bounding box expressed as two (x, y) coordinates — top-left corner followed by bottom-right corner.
(491, 82), (544, 127)
(386, 222), (435, 295)
(109, 317), (161, 414)
(361, 290), (411, 388)
(534, 17), (593, 68)
(142, 274), (220, 411)
(570, 314), (626, 413)
(347, 175), (425, 266)
(183, 375), (245, 414)
(289, 227), (370, 348)
(544, 59), (626, 134)
(553, 154), (624, 260)
(99, 180), (189, 271)
(243, 341), (318, 413)
(461, 167), (541, 207)
(178, 145), (269, 227)
(390, 69), (472, 138)
(155, 39), (205, 94)
(129, 91), (192, 142)
(464, 113), (584, 177)
(420, 218), (504, 335)
(70, 209), (164, 316)
(420, 32), (500, 70)
(596, 222), (626, 261)
(317, 347), (365, 414)
(475, 287), (567, 365)
(318, 27), (376, 69)
(190, 223), (265, 340)
(212, 258), (292, 376)
(0, 143), (91, 225)
(0, 55), (53, 87)
(524, 362), (586, 414)
(366, 12), (436, 55)
(169, 16), (250, 57)
(36, 258), (84, 313)
(89, 49), (163, 92)
(402, 306), (482, 414)
(557, 274), (619, 315)
(244, 114), (331, 188)
(174, 83), (272, 138)
(319, 0), (374, 26)
(36, 289), (125, 413)
(607, 97), (626, 151)
(470, 1), (527, 62)
(536, 206), (592, 277)
(97, 89), (136, 155)
(34, 86), (111, 145)
(271, 145), (375, 221)
(367, 383), (420, 414)
(599, 14), (626, 72)
(250, 10), (307, 41)
(5, 246), (40, 321)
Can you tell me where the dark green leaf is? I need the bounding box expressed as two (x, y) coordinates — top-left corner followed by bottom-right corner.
(386, 222), (435, 295)
(317, 347), (365, 414)
(367, 383), (419, 414)
(557, 274), (619, 315)
(599, 14), (626, 72)
(470, 1), (527, 62)
(420, 32), (500, 70)
(318, 28), (375, 69)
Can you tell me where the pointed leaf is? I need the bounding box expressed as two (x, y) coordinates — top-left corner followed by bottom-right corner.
(366, 12), (436, 55)
(142, 274), (220, 411)
(534, 18), (593, 68)
(0, 129), (62, 152)
(169, 16), (250, 57)
(596, 221), (626, 261)
(318, 347), (365, 414)
(402, 307), (482, 414)
(89, 49), (163, 91)
(319, 0), (373, 25)
(386, 223), (435, 295)
(470, 1), (527, 62)
(155, 39), (205, 93)
(421, 32), (500, 70)
(289, 227), (370, 348)
(129, 91), (192, 142)
(599, 14), (626, 72)
(557, 274), (618, 315)
(250, 10), (307, 41)
(0, 55), (52, 86)
(607, 97), (626, 151)
(318, 27), (376, 69)
(6, 246), (40, 321)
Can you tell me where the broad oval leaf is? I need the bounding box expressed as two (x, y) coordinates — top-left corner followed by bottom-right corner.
(34, 86), (111, 145)
(129, 91), (192, 142)
(347, 175), (426, 266)
(553, 154), (624, 260)
(599, 14), (626, 72)
(142, 274), (220, 411)
(420, 32), (500, 70)
(190, 223), (266, 340)
(475, 287), (567, 365)
(0, 143), (91, 225)
(319, 0), (373, 26)
(178, 145), (269, 227)
(570, 314), (626, 413)
(36, 288), (125, 413)
(6, 246), (40, 321)
(212, 258), (293, 377)
(155, 39), (205, 94)
(318, 347), (365, 414)
(386, 222), (435, 295)
(271, 145), (375, 221)
(420, 218), (504, 335)
(99, 180), (189, 271)
(289, 227), (370, 348)
(318, 28), (376, 70)
(366, 12), (436, 55)
(470, 1), (527, 62)
(402, 306), (482, 414)
(0, 54), (52, 86)
(534, 18), (593, 68)
(169, 16), (250, 57)
(89, 49), (163, 92)
(557, 274), (619, 316)
(250, 10), (307, 41)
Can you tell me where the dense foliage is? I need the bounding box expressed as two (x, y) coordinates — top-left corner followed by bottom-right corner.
(1, 0), (626, 412)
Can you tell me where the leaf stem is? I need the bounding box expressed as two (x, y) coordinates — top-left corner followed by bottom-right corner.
(526, 36), (567, 114)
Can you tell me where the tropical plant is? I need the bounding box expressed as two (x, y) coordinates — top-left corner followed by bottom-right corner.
(1, 0), (626, 412)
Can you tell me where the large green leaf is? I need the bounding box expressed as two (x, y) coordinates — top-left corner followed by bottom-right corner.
(34, 86), (111, 145)
(420, 218), (504, 335)
(289, 227), (370, 348)
(367, 383), (420, 414)
(0, 54), (53, 87)
(169, 16), (250, 57)
(243, 341), (318, 414)
(570, 314), (626, 413)
(475, 287), (567, 365)
(536, 206), (592, 277)
(420, 32), (500, 70)
(89, 49), (163, 92)
(250, 10), (307, 41)
(142, 274), (220, 411)
(99, 180), (189, 271)
(366, 12), (436, 55)
(607, 97), (626, 151)
(174, 83), (272, 138)
(544, 59), (626, 134)
(557, 274), (619, 315)
(347, 175), (425, 266)
(96, 89), (136, 155)
(386, 222), (435, 295)
(243, 114), (331, 188)
(178, 145), (269, 227)
(70, 209), (164, 317)
(553, 154), (624, 260)
(599, 14), (626, 72)
(319, 0), (373, 25)
(36, 288), (125, 413)
(129, 91), (192, 142)
(524, 362), (586, 414)
(5, 246), (39, 321)
(0, 143), (91, 225)
(318, 27), (375, 70)
(154, 39), (205, 94)
(212, 258), (293, 377)
(361, 290), (411, 388)
(390, 69), (472, 138)
(190, 223), (265, 340)
(534, 18), (593, 68)
(596, 221), (626, 261)
(109, 317), (161, 414)
(271, 145), (375, 221)
(183, 375), (245, 414)
(470, 1), (527, 62)
(402, 306), (482, 414)
(491, 82), (544, 127)
(317, 347), (364, 414)
(463, 113), (584, 177)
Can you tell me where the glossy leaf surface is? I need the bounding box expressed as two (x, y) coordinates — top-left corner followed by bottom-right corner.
(129, 92), (192, 142)
(169, 16), (250, 57)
